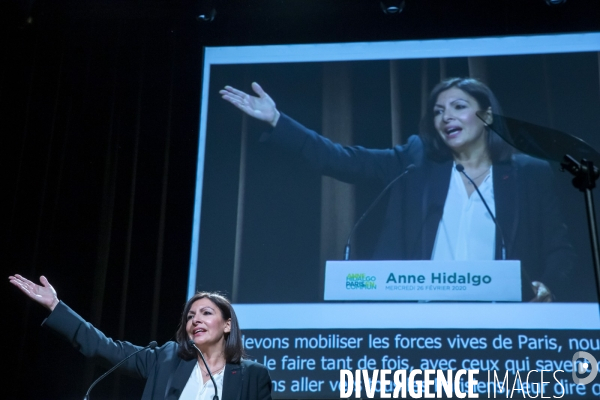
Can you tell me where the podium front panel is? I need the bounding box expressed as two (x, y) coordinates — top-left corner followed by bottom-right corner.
(324, 260), (522, 301)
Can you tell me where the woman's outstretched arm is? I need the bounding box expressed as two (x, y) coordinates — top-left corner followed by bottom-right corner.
(9, 274), (59, 311)
(220, 81), (412, 185)
(220, 82), (281, 127)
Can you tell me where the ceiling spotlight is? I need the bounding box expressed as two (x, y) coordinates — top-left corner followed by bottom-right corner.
(196, 0), (217, 22)
(380, 0), (406, 14)
(197, 8), (216, 22)
(545, 0), (566, 5)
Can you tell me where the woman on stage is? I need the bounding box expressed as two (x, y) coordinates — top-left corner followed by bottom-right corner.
(9, 274), (272, 400)
(220, 77), (575, 302)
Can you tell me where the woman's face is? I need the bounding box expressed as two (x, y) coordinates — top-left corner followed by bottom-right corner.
(186, 298), (231, 350)
(433, 87), (491, 155)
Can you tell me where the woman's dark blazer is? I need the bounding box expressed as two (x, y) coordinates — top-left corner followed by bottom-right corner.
(262, 113), (576, 301)
(42, 301), (272, 400)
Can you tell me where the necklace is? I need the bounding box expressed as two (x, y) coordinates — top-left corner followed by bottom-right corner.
(200, 363), (225, 377)
(464, 166), (490, 184)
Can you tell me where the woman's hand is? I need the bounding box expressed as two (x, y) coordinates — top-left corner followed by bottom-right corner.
(530, 281), (552, 302)
(9, 274), (59, 311)
(220, 82), (280, 127)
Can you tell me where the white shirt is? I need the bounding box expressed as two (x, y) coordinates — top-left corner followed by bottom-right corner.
(180, 362), (225, 400)
(431, 164), (496, 261)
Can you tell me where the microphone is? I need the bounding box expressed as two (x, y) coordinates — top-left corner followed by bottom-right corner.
(455, 164), (506, 260)
(344, 164), (415, 260)
(83, 341), (157, 400)
(188, 339), (219, 400)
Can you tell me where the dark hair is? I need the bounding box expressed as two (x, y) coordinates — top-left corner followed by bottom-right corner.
(419, 77), (513, 162)
(176, 292), (246, 363)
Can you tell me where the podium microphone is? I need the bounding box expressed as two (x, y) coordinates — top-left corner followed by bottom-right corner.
(83, 341), (157, 400)
(344, 164), (415, 260)
(456, 164), (506, 260)
(189, 339), (219, 400)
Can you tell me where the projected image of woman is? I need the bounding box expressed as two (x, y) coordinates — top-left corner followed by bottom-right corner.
(220, 77), (575, 302)
(8, 274), (272, 400)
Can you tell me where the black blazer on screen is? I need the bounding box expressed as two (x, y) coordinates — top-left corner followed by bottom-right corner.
(262, 113), (576, 301)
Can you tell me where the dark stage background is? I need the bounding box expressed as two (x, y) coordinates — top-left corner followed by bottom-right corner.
(2, 0), (600, 399)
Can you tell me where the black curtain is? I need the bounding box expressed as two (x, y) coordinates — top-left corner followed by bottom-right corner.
(2, 7), (200, 399)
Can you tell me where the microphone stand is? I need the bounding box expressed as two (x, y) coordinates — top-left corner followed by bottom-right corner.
(83, 341), (157, 400)
(456, 164), (506, 260)
(344, 165), (415, 260)
(560, 155), (600, 302)
(189, 340), (219, 400)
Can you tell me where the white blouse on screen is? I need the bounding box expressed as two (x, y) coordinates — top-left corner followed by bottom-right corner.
(431, 163), (496, 261)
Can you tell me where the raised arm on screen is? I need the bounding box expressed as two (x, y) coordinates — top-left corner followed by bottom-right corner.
(220, 82), (281, 127)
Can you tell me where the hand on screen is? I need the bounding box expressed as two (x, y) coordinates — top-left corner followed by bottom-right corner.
(9, 274), (60, 311)
(220, 82), (281, 127)
(530, 281), (552, 302)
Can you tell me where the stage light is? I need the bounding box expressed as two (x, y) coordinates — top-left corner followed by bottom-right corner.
(196, 0), (216, 22)
(545, 0), (566, 5)
(380, 0), (405, 14)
